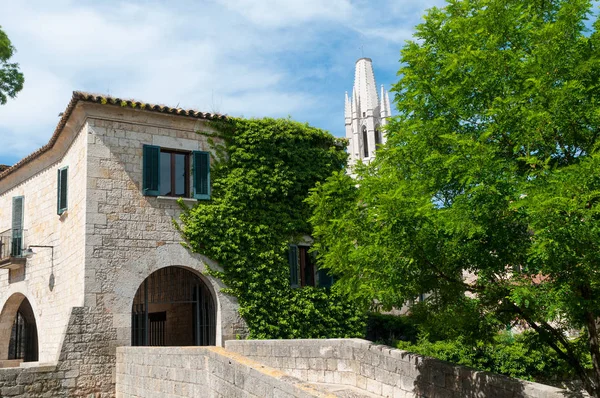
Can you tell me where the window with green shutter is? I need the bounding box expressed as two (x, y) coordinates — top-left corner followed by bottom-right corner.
(142, 145), (210, 199)
(193, 151), (210, 200)
(289, 245), (299, 288)
(317, 269), (334, 288)
(57, 166), (68, 215)
(11, 196), (24, 257)
(289, 244), (333, 288)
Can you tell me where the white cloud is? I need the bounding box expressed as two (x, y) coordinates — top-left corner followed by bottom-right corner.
(213, 0), (353, 28)
(0, 66), (70, 153)
(357, 27), (416, 43)
(0, 0), (444, 163)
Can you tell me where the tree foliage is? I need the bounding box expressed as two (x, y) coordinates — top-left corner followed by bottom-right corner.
(308, 0), (600, 395)
(0, 26), (24, 105)
(178, 117), (365, 339)
(396, 331), (582, 384)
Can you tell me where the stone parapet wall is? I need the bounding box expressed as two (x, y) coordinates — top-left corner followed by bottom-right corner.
(225, 339), (570, 398)
(115, 346), (333, 398)
(0, 365), (62, 397)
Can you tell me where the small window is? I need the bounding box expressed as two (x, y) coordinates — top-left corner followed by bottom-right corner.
(159, 150), (189, 197)
(375, 128), (382, 146)
(57, 166), (68, 215)
(288, 245), (333, 288)
(362, 126), (369, 158)
(142, 145), (210, 200)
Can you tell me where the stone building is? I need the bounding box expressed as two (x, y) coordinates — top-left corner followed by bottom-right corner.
(345, 58), (392, 169)
(0, 91), (245, 396)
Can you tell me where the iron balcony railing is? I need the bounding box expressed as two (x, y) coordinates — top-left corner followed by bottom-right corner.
(0, 229), (27, 263)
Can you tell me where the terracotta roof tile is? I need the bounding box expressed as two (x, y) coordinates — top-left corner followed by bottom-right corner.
(72, 91), (227, 120)
(0, 91), (226, 181)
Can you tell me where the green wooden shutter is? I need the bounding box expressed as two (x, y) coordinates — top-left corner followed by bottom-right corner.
(317, 269), (334, 288)
(57, 166), (68, 215)
(289, 245), (299, 288)
(11, 196), (24, 257)
(193, 151), (210, 200)
(142, 145), (160, 196)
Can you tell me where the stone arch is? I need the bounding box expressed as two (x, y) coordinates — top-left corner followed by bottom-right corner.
(0, 293), (39, 364)
(109, 243), (244, 347)
(131, 266), (216, 346)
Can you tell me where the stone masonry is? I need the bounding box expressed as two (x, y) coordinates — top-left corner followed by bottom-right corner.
(116, 346), (336, 398)
(0, 92), (581, 398)
(224, 339), (572, 398)
(0, 93), (247, 397)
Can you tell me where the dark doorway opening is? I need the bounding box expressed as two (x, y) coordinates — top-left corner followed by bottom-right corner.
(8, 298), (38, 362)
(132, 266), (216, 346)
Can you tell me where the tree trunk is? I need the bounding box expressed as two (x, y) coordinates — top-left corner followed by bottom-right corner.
(584, 312), (600, 398)
(511, 302), (599, 396)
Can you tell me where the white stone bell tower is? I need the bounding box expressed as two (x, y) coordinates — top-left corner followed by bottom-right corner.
(345, 58), (392, 170)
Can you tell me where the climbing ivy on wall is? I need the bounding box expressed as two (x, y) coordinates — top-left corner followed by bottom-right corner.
(178, 117), (366, 338)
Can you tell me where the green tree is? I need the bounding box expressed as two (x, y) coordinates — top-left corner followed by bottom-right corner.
(178, 117), (365, 339)
(308, 0), (600, 395)
(0, 26), (24, 105)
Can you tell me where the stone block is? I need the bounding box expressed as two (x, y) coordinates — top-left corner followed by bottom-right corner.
(295, 358), (309, 370)
(366, 377), (383, 395)
(308, 358), (325, 371)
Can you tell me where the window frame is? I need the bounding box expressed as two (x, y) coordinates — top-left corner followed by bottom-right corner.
(375, 127), (382, 146)
(143, 144), (211, 200)
(159, 149), (191, 198)
(289, 244), (333, 288)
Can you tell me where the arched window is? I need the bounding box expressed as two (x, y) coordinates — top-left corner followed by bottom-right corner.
(375, 127), (383, 148)
(362, 126), (369, 158)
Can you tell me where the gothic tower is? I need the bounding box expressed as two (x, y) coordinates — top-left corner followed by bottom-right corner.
(345, 58), (392, 170)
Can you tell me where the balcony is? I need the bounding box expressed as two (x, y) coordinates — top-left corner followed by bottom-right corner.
(0, 229), (27, 269)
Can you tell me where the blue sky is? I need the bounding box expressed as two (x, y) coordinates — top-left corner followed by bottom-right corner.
(0, 0), (444, 166)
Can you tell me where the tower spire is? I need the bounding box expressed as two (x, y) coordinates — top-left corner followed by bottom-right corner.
(380, 85), (387, 118)
(344, 91), (351, 121)
(352, 85), (359, 118)
(384, 89), (391, 122)
(345, 58), (390, 173)
(380, 85), (390, 119)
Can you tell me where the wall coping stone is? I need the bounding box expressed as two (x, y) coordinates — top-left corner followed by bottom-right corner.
(225, 338), (576, 398)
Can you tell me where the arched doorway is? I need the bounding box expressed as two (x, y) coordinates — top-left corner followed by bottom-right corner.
(0, 294), (39, 364)
(8, 299), (38, 362)
(131, 266), (216, 346)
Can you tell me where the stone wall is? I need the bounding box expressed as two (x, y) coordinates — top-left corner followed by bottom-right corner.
(83, 104), (246, 347)
(0, 101), (246, 398)
(225, 339), (572, 398)
(0, 306), (118, 398)
(0, 365), (62, 397)
(0, 119), (88, 363)
(115, 346), (333, 398)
